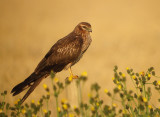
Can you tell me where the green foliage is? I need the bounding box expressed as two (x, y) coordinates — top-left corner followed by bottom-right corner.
(0, 67), (160, 116)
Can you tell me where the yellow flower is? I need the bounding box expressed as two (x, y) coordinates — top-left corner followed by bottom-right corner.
(0, 109), (3, 113)
(43, 84), (47, 89)
(118, 85), (122, 90)
(140, 71), (145, 76)
(132, 75), (136, 79)
(143, 97), (147, 102)
(37, 101), (40, 105)
(112, 77), (115, 80)
(81, 71), (87, 77)
(88, 93), (92, 98)
(112, 103), (117, 107)
(158, 81), (160, 85)
(148, 105), (152, 109)
(139, 72), (142, 75)
(22, 109), (26, 114)
(116, 80), (119, 84)
(68, 76), (73, 82)
(61, 98), (68, 104)
(69, 113), (74, 117)
(14, 99), (20, 105)
(43, 109), (47, 113)
(126, 67), (129, 70)
(96, 102), (99, 106)
(31, 100), (35, 103)
(91, 106), (95, 112)
(122, 109), (126, 114)
(122, 73), (125, 78)
(104, 89), (108, 93)
(54, 77), (59, 83)
(62, 104), (68, 110)
(73, 105), (77, 110)
(57, 107), (61, 112)
(47, 92), (50, 95)
(148, 74), (151, 78)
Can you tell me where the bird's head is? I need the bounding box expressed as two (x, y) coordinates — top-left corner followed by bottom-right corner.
(74, 22), (92, 35)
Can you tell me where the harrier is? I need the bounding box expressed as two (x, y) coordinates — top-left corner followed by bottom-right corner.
(11, 22), (92, 104)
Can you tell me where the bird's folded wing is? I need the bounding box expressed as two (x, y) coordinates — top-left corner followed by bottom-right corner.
(35, 35), (83, 73)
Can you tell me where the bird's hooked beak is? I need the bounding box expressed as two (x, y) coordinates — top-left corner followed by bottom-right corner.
(87, 28), (92, 32)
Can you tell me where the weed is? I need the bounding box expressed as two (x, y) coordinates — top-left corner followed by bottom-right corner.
(0, 66), (160, 117)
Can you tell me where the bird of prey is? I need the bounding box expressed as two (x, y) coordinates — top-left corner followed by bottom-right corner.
(11, 22), (92, 104)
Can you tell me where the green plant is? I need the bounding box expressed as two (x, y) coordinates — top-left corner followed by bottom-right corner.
(0, 66), (160, 117)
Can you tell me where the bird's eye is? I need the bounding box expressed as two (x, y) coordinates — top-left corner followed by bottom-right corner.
(82, 26), (87, 29)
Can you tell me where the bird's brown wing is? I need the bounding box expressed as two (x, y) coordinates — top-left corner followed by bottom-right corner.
(35, 33), (83, 73)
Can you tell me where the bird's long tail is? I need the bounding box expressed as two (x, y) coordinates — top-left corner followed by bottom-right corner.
(11, 72), (49, 104)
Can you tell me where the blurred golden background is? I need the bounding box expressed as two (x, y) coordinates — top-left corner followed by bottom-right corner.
(0, 0), (160, 114)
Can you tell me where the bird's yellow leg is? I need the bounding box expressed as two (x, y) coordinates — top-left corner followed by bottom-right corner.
(69, 67), (78, 79)
(69, 67), (73, 77)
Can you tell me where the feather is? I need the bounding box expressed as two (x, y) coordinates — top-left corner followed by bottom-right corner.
(20, 77), (43, 104)
(11, 72), (49, 104)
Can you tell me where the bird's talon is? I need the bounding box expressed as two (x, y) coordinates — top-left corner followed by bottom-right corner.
(65, 75), (78, 81)
(73, 75), (79, 79)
